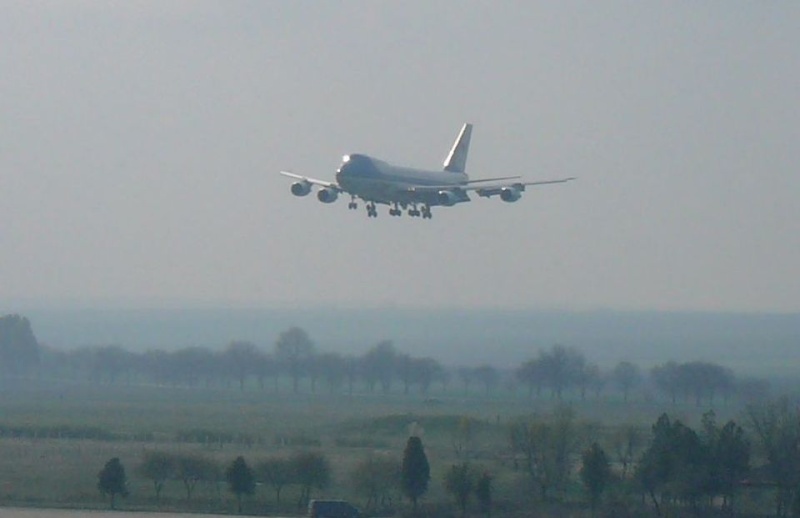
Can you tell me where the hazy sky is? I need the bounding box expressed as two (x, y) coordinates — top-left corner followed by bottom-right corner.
(2, 1), (798, 312)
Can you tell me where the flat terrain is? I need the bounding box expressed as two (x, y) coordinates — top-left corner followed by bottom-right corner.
(0, 378), (766, 517)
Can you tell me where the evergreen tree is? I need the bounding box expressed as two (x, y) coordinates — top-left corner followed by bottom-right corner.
(401, 436), (430, 511)
(226, 456), (255, 514)
(474, 471), (493, 518)
(580, 443), (611, 516)
(97, 457), (128, 509)
(275, 327), (315, 393)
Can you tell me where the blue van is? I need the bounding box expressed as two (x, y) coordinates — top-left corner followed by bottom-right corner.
(307, 499), (360, 518)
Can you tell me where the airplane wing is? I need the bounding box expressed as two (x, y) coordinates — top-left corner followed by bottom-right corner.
(408, 177), (575, 194)
(279, 171), (341, 190)
(474, 177), (576, 197)
(463, 176), (522, 184)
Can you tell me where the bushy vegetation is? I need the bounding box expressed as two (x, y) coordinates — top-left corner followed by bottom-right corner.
(1, 314), (799, 517)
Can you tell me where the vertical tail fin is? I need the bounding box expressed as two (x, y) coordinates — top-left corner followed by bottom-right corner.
(443, 123), (472, 173)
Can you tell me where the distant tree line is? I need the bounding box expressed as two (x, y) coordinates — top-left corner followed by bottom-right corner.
(1, 316), (771, 406)
(93, 396), (800, 517)
(0, 314), (41, 376)
(513, 344), (767, 406)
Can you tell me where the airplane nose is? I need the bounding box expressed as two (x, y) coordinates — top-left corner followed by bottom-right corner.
(336, 158), (351, 182)
(335, 165), (348, 184)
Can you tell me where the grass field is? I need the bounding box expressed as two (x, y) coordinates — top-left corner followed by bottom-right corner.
(0, 378), (771, 517)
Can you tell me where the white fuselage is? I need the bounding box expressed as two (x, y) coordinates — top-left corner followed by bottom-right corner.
(335, 154), (469, 206)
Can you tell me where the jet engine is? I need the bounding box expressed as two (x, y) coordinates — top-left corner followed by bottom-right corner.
(500, 187), (522, 202)
(290, 181), (311, 197)
(437, 190), (458, 207)
(317, 188), (339, 203)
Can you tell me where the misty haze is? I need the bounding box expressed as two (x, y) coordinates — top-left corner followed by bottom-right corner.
(2, 2), (799, 518)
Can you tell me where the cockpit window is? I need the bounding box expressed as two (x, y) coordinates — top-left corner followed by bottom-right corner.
(337, 154), (376, 176)
(341, 154), (370, 166)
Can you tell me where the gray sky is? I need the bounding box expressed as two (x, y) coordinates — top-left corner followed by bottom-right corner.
(1, 1), (798, 312)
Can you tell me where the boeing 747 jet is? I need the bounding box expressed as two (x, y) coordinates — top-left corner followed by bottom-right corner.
(280, 123), (574, 219)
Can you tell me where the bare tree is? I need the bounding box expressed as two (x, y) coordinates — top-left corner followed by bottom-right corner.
(651, 361), (681, 404)
(413, 357), (444, 395)
(256, 457), (295, 503)
(224, 341), (262, 392)
(510, 406), (581, 501)
(444, 462), (474, 517)
(361, 340), (396, 394)
(173, 454), (218, 501)
(137, 451), (176, 501)
(610, 425), (641, 479)
(747, 398), (800, 516)
(317, 352), (347, 394)
(291, 451), (331, 507)
(516, 358), (545, 398)
(473, 365), (499, 395)
(537, 345), (585, 399)
(612, 361), (641, 403)
(350, 454), (400, 511)
(275, 327), (315, 393)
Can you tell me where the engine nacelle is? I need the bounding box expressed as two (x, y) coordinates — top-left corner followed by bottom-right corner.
(437, 190), (459, 207)
(290, 181), (311, 197)
(500, 187), (522, 203)
(317, 187), (339, 204)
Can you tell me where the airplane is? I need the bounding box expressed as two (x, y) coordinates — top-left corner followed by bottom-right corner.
(280, 123), (574, 219)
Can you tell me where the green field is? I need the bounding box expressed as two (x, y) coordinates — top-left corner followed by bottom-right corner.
(0, 379), (777, 517)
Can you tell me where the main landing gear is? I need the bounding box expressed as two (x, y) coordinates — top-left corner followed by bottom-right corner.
(404, 204), (432, 219)
(362, 202), (432, 219)
(348, 196), (358, 210)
